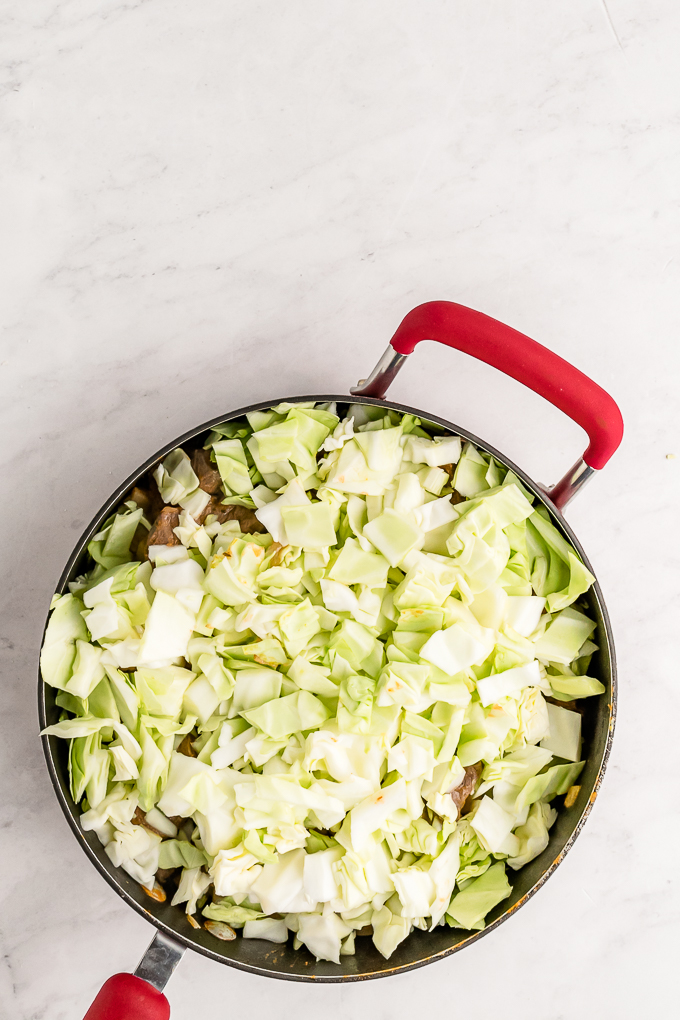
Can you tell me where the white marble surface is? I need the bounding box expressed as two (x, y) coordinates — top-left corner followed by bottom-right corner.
(1, 1), (679, 1016)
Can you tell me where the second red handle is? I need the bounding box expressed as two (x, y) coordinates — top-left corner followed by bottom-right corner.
(83, 973), (170, 1020)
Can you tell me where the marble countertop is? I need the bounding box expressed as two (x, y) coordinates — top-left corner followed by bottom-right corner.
(2, 1), (679, 1017)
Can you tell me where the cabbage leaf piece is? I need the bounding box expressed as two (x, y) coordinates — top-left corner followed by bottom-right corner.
(446, 861), (512, 930)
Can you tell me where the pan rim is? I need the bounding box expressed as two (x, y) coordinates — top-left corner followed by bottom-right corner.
(38, 392), (616, 982)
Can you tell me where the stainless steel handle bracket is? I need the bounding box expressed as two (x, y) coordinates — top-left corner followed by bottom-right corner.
(542, 457), (596, 511)
(134, 930), (186, 993)
(351, 345), (408, 398)
(351, 348), (597, 511)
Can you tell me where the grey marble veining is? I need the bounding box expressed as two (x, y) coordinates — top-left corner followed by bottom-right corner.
(1, 2), (679, 1017)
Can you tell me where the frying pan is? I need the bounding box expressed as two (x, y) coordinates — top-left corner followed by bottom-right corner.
(39, 301), (623, 1018)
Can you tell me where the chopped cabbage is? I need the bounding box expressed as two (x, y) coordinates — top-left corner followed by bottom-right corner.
(40, 402), (601, 964)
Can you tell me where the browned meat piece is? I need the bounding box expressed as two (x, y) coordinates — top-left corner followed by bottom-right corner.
(132, 807), (170, 839)
(156, 867), (177, 884)
(127, 477), (167, 559)
(546, 696), (586, 716)
(197, 496), (266, 534)
(191, 447), (223, 494)
(146, 505), (181, 549)
(131, 521), (150, 560)
(128, 485), (153, 518)
(129, 486), (153, 514)
(134, 530), (149, 561)
(132, 806), (147, 827)
(195, 494), (223, 525)
(226, 505), (267, 535)
(450, 762), (482, 818)
(127, 475), (164, 520)
(439, 463), (465, 505)
(177, 733), (197, 757)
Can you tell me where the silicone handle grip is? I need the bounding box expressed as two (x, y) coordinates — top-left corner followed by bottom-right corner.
(389, 301), (623, 470)
(83, 974), (170, 1020)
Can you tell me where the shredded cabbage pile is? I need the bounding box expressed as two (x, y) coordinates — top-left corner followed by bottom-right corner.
(41, 402), (603, 964)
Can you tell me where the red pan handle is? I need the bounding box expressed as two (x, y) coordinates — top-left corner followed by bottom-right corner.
(83, 973), (170, 1020)
(352, 300), (623, 508)
(388, 301), (623, 471)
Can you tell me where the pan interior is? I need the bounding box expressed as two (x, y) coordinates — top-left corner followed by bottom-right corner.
(39, 395), (615, 982)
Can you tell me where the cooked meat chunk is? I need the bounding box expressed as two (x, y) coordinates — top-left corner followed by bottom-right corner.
(546, 696), (585, 715)
(195, 495), (224, 525)
(146, 505), (181, 549)
(132, 525), (150, 561)
(223, 504), (267, 534)
(195, 495), (222, 525)
(128, 478), (167, 559)
(177, 733), (197, 757)
(197, 496), (266, 534)
(191, 447), (223, 494)
(128, 486), (152, 514)
(132, 807), (169, 839)
(126, 475), (164, 520)
(450, 762), (482, 818)
(156, 867), (177, 884)
(440, 463), (464, 505)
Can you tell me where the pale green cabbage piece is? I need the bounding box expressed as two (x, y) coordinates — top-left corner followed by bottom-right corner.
(446, 861), (512, 929)
(540, 702), (583, 762)
(40, 403), (602, 963)
(40, 594), (88, 690)
(363, 509), (423, 567)
(526, 509), (596, 612)
(548, 674), (605, 699)
(280, 502), (336, 549)
(89, 506), (146, 570)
